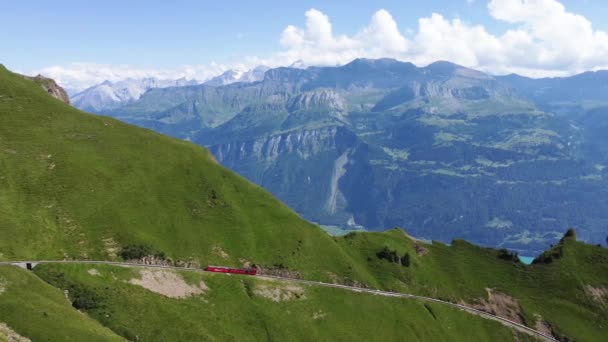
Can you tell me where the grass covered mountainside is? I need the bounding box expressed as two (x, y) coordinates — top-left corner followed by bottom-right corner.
(1, 66), (607, 341)
(26, 263), (537, 342)
(0, 264), (541, 342)
(336, 229), (608, 341)
(0, 64), (364, 280)
(0, 265), (123, 341)
(4, 234), (607, 341)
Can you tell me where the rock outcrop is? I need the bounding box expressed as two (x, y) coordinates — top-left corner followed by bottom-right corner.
(21, 74), (70, 104)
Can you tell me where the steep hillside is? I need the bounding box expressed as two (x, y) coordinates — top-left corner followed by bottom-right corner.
(21, 74), (70, 104)
(30, 263), (539, 342)
(0, 266), (124, 341)
(335, 229), (608, 341)
(0, 64), (368, 281)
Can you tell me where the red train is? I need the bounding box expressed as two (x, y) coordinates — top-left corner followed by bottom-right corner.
(204, 265), (257, 275)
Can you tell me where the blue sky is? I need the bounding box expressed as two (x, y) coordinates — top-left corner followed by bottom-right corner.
(3, 0), (491, 69)
(3, 0), (608, 89)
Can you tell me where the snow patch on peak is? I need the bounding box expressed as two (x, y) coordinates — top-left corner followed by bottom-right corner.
(204, 66), (270, 86)
(71, 77), (198, 112)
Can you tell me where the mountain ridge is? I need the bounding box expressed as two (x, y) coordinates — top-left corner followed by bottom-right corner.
(71, 77), (199, 113)
(203, 65), (270, 86)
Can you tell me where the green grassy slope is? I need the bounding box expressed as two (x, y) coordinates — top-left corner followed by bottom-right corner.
(33, 263), (538, 342)
(0, 265), (124, 341)
(0, 65), (368, 281)
(336, 229), (608, 341)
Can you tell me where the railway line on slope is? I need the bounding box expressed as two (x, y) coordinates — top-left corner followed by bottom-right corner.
(0, 260), (558, 341)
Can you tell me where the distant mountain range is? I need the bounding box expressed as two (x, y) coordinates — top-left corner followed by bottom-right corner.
(71, 77), (198, 113)
(87, 58), (608, 253)
(70, 66), (271, 113)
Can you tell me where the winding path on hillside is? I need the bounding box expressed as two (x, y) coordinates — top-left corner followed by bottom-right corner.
(0, 260), (558, 342)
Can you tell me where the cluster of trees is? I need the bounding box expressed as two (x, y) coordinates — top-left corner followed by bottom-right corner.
(119, 244), (166, 261)
(497, 248), (519, 262)
(534, 228), (577, 264)
(38, 270), (103, 311)
(533, 245), (564, 264)
(70, 284), (103, 311)
(376, 247), (410, 267)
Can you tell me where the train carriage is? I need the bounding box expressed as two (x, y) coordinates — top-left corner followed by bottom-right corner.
(204, 265), (257, 275)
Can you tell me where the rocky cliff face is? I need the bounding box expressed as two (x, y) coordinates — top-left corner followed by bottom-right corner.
(208, 125), (361, 225)
(211, 126), (352, 162)
(22, 74), (70, 104)
(287, 89), (347, 112)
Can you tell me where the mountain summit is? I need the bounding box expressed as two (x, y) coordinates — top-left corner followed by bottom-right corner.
(204, 65), (270, 86)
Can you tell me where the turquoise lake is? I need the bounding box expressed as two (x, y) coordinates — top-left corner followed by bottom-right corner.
(518, 256), (534, 264)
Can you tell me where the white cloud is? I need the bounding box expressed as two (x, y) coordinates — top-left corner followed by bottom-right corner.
(487, 0), (608, 71)
(357, 9), (409, 54)
(409, 13), (504, 67)
(31, 0), (608, 90)
(272, 8), (406, 67)
(274, 9), (361, 67)
(270, 0), (608, 77)
(33, 63), (234, 91)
